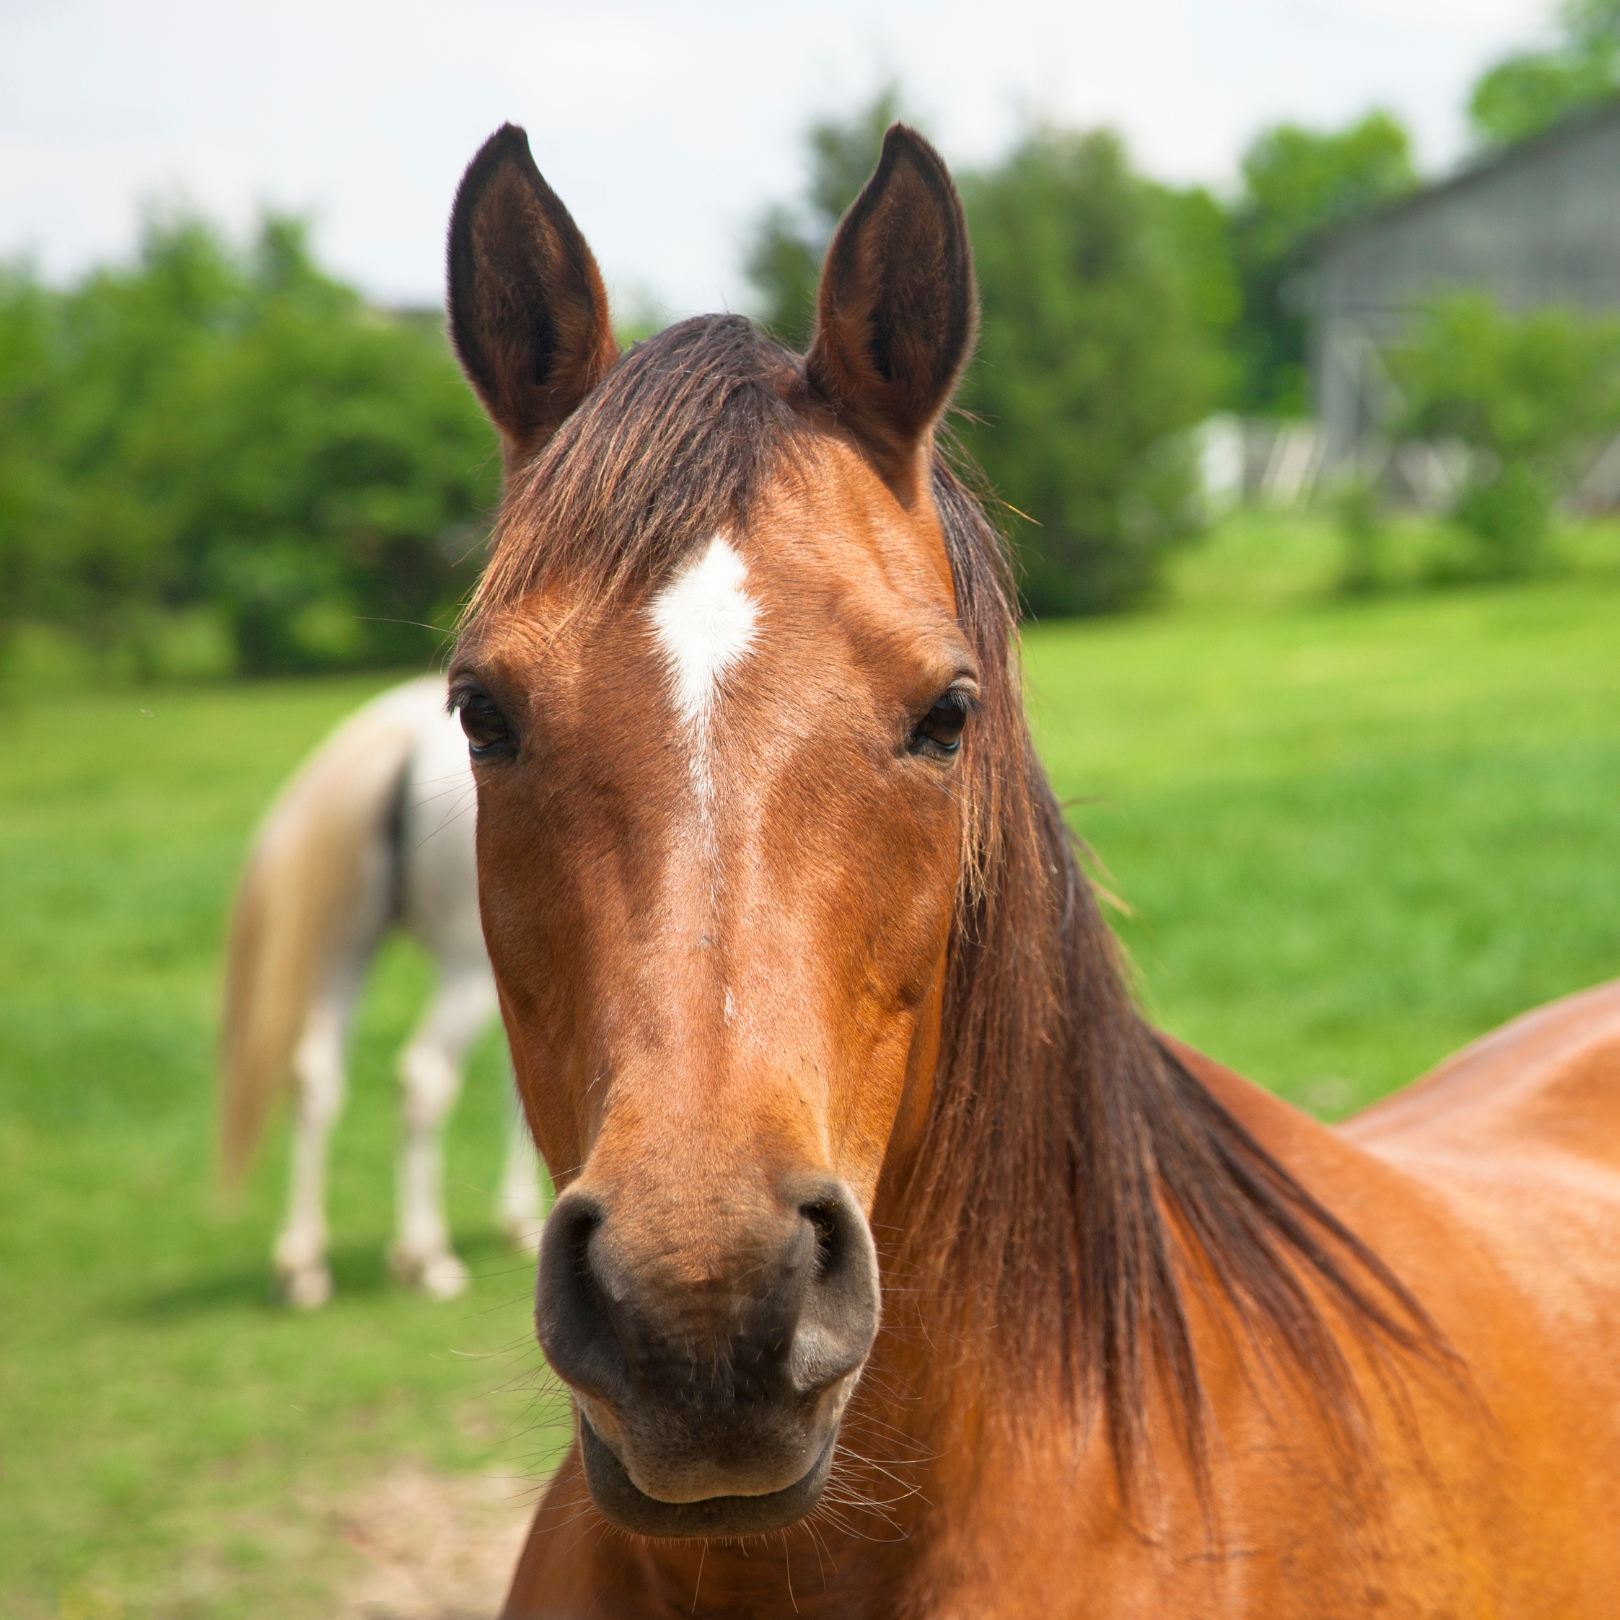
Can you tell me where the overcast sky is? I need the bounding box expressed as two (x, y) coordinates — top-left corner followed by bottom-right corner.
(0, 0), (1555, 319)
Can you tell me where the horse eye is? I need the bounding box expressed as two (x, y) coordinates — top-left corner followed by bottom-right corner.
(458, 692), (512, 758)
(911, 692), (971, 757)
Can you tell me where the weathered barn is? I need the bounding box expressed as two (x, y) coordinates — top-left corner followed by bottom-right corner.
(1310, 101), (1620, 477)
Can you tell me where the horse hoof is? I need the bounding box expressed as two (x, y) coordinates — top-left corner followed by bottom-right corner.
(388, 1245), (469, 1299)
(281, 1263), (332, 1310)
(419, 1252), (470, 1299)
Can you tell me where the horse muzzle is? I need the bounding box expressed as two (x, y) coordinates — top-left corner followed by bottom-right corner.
(536, 1175), (880, 1538)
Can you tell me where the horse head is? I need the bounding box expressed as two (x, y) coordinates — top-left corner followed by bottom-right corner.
(446, 121), (978, 1538)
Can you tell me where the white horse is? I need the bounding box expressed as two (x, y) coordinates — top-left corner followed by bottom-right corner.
(219, 676), (545, 1308)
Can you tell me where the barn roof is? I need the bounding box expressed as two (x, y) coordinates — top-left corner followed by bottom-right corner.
(1310, 96), (1620, 259)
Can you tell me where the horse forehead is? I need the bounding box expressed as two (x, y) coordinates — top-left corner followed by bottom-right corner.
(641, 518), (945, 707)
(470, 467), (956, 724)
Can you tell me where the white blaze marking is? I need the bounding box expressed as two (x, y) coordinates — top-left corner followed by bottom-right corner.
(649, 535), (758, 729)
(648, 536), (758, 825)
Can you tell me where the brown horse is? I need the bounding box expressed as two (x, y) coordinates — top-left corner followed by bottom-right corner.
(443, 123), (1620, 1616)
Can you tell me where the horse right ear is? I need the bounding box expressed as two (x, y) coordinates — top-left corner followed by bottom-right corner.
(447, 124), (619, 468)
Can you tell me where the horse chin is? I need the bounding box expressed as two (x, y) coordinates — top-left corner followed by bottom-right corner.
(578, 1414), (838, 1539)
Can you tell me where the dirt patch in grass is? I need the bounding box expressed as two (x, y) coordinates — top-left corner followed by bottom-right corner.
(338, 1463), (536, 1619)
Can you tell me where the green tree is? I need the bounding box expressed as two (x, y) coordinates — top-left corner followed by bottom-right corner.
(0, 217), (244, 649)
(1390, 293), (1620, 573)
(0, 212), (500, 675)
(0, 268), (67, 641)
(958, 130), (1233, 615)
(1229, 111), (1416, 413)
(1470, 0), (1620, 146)
(745, 86), (907, 349)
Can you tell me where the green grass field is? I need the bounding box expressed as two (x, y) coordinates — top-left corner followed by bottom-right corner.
(3, 515), (1619, 1616)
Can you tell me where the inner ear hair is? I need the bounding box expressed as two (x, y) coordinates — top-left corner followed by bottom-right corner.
(806, 125), (977, 503)
(447, 123), (619, 468)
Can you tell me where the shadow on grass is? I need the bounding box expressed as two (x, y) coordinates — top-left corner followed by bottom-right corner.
(130, 1226), (527, 1319)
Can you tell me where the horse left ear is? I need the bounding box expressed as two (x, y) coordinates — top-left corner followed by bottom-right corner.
(447, 123), (619, 470)
(806, 125), (977, 503)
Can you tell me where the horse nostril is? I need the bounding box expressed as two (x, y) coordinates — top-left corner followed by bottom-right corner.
(790, 1183), (880, 1396)
(536, 1191), (630, 1403)
(805, 1201), (843, 1281)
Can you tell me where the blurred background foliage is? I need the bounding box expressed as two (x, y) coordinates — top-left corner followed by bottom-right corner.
(744, 84), (907, 354)
(1469, 0), (1620, 146)
(1225, 110), (1416, 415)
(953, 129), (1231, 614)
(744, 84), (1620, 614)
(0, 213), (499, 678)
(6, 54), (1620, 672)
(1390, 293), (1620, 575)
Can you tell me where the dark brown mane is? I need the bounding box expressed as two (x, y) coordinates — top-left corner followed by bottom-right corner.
(917, 463), (1443, 1491)
(462, 312), (1442, 1495)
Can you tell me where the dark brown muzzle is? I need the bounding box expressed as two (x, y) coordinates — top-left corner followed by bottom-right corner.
(537, 1175), (880, 1536)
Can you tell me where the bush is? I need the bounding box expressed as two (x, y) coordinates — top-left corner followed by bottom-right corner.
(1333, 475), (1388, 593)
(1390, 293), (1620, 577)
(1452, 463), (1554, 576)
(956, 130), (1233, 615)
(746, 100), (1235, 618)
(0, 214), (500, 676)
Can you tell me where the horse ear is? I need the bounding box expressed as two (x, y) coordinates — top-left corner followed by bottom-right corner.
(447, 124), (619, 468)
(806, 124), (977, 502)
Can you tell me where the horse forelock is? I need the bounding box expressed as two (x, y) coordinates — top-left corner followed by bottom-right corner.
(463, 314), (812, 630)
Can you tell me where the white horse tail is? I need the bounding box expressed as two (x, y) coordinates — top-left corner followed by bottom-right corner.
(219, 678), (446, 1187)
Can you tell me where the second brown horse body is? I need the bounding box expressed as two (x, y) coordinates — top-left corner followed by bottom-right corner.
(438, 121), (1620, 1616)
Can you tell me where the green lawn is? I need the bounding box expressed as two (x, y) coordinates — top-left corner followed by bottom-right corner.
(1032, 563), (1620, 1109)
(3, 517), (1618, 1615)
(0, 677), (552, 1618)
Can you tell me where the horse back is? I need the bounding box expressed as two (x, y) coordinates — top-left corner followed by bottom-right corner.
(1172, 994), (1620, 1614)
(1341, 980), (1620, 1171)
(1339, 980), (1620, 1425)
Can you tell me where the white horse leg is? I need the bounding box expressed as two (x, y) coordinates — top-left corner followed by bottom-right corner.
(389, 968), (495, 1298)
(273, 997), (351, 1309)
(496, 1062), (548, 1256)
(267, 798), (392, 1309)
